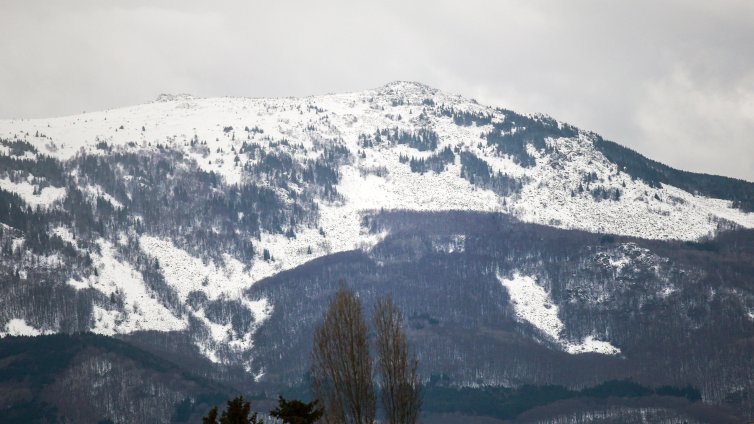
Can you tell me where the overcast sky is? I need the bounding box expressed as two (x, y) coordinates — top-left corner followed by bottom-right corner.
(1, 0), (753, 181)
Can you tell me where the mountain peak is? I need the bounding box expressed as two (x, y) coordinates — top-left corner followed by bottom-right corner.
(377, 81), (439, 96)
(154, 93), (196, 103)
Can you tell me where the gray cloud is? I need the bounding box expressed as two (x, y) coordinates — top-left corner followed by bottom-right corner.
(1, 0), (753, 181)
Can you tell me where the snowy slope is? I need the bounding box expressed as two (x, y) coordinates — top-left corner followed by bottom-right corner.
(2, 81), (751, 244)
(499, 273), (621, 355)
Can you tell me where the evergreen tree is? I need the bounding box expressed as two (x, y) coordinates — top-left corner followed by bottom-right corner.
(270, 396), (324, 424)
(203, 407), (219, 424)
(202, 396), (261, 424)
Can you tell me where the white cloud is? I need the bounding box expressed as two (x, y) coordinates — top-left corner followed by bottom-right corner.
(635, 66), (754, 181)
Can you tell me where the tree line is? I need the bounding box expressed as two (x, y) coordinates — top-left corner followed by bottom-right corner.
(203, 284), (421, 424)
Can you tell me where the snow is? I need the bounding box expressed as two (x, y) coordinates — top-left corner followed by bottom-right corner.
(138, 235), (272, 365)
(2, 82), (750, 245)
(12, 237), (24, 251)
(52, 226), (77, 246)
(0, 318), (52, 337)
(510, 135), (754, 240)
(67, 239), (187, 335)
(0, 177), (66, 208)
(431, 234), (466, 253)
(10, 238), (65, 273)
(500, 273), (564, 341)
(1, 82), (752, 244)
(658, 286), (677, 299)
(565, 336), (621, 355)
(600, 243), (653, 273)
(592, 243), (670, 304)
(608, 255), (631, 272)
(499, 273), (620, 355)
(139, 235), (262, 302)
(67, 277), (90, 291)
(0, 144), (37, 160)
(82, 184), (123, 208)
(236, 144), (502, 288)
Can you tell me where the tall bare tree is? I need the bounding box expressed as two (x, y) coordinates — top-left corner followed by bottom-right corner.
(311, 286), (376, 424)
(373, 297), (421, 424)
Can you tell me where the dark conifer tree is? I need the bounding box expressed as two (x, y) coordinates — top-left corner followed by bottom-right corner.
(270, 396), (324, 424)
(202, 396), (261, 424)
(203, 407), (219, 424)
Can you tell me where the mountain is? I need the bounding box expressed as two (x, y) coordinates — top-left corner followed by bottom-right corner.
(1, 81), (753, 422)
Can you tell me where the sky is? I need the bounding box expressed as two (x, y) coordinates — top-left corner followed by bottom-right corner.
(1, 0), (753, 181)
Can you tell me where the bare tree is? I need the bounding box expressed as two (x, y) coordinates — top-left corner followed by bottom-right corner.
(373, 296), (421, 424)
(311, 285), (376, 424)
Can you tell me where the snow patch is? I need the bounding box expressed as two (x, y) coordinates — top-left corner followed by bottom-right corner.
(67, 239), (186, 335)
(139, 235), (261, 302)
(138, 235), (273, 366)
(0, 318), (52, 337)
(500, 273), (563, 341)
(608, 255), (631, 272)
(52, 226), (77, 246)
(658, 286), (677, 299)
(499, 273), (620, 355)
(431, 234), (466, 253)
(83, 184), (123, 208)
(67, 278), (90, 291)
(565, 336), (621, 355)
(596, 243), (661, 276)
(12, 237), (25, 251)
(0, 178), (66, 208)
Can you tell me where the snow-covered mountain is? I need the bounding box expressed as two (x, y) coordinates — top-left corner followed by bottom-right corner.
(3, 81), (753, 243)
(2, 82), (754, 422)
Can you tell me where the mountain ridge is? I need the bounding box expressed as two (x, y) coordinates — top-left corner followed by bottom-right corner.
(2, 81), (752, 241)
